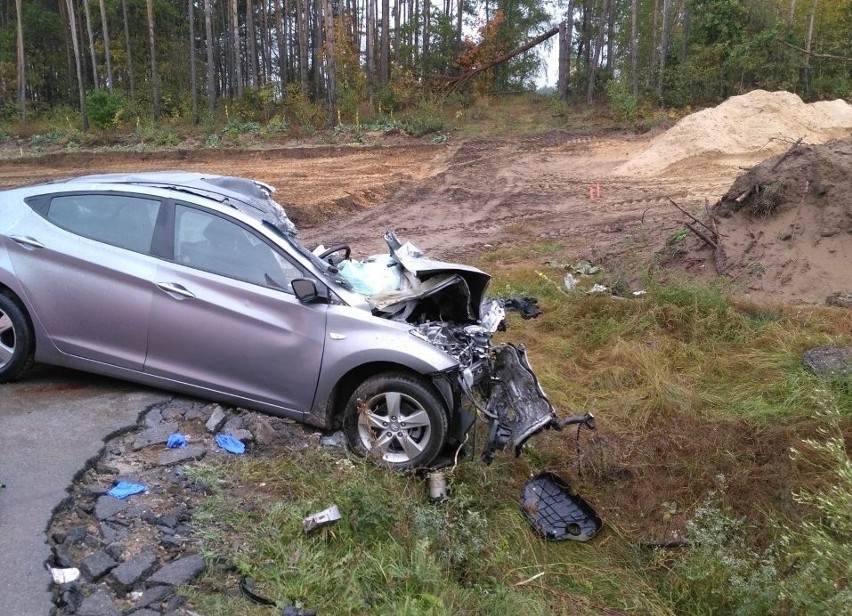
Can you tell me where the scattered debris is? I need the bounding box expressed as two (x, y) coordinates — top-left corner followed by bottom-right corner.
(106, 481), (148, 500)
(520, 473), (602, 542)
(497, 296), (542, 319)
(302, 504), (342, 533)
(587, 284), (609, 294)
(50, 567), (80, 584)
(239, 576), (277, 606)
(214, 434), (246, 455)
(166, 433), (187, 449)
(426, 471), (449, 501)
(319, 431), (346, 448)
(563, 273), (577, 290)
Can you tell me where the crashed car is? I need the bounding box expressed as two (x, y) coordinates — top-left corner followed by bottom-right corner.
(0, 172), (587, 469)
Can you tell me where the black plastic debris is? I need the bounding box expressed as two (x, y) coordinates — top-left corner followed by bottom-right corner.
(496, 296), (542, 319)
(520, 472), (602, 542)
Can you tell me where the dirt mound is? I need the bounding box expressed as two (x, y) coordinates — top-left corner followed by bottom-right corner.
(616, 90), (852, 176)
(712, 138), (852, 304)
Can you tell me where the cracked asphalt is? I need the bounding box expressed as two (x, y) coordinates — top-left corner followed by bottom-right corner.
(0, 367), (168, 615)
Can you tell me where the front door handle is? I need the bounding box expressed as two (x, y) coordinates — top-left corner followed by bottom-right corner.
(156, 282), (196, 299)
(10, 235), (45, 249)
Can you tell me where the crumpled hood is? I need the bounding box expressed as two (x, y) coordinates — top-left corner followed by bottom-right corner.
(336, 231), (491, 323)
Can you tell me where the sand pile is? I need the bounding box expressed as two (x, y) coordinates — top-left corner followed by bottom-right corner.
(616, 90), (852, 176)
(710, 138), (852, 304)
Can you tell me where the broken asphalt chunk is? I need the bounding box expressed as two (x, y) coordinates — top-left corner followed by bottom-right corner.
(157, 445), (208, 466)
(147, 553), (205, 587)
(110, 549), (157, 592)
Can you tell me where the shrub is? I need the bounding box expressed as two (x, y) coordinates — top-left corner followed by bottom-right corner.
(85, 89), (125, 129)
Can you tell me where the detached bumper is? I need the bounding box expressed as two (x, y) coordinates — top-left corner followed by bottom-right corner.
(481, 344), (595, 464)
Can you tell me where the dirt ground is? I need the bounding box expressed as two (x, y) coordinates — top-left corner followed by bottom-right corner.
(0, 134), (736, 272)
(2, 126), (849, 304)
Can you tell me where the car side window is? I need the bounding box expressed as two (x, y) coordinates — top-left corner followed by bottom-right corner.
(173, 205), (301, 292)
(46, 194), (161, 254)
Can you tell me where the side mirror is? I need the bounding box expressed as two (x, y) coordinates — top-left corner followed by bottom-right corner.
(291, 278), (324, 303)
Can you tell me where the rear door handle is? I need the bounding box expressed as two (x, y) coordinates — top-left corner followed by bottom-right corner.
(9, 235), (45, 249)
(156, 282), (196, 299)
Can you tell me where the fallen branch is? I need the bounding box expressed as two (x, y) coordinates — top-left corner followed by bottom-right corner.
(685, 221), (718, 249)
(441, 24), (560, 92)
(667, 197), (717, 238)
(770, 136), (804, 171)
(782, 40), (852, 62)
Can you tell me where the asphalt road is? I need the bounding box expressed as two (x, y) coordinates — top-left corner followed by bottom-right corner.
(0, 367), (167, 616)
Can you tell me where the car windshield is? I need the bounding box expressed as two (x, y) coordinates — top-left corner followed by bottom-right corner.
(262, 222), (354, 291)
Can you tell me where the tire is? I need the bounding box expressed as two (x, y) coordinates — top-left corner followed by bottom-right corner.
(0, 293), (34, 383)
(343, 372), (448, 470)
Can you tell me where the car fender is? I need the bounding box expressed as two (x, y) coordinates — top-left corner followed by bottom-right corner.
(309, 305), (458, 422)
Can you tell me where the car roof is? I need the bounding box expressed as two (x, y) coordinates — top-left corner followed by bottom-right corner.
(49, 171), (298, 236)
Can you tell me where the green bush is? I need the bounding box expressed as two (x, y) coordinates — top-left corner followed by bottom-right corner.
(85, 89), (125, 129)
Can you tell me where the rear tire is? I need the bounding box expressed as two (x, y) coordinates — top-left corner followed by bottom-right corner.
(0, 293), (34, 383)
(343, 372), (448, 470)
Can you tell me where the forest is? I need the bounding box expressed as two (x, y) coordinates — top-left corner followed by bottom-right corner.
(1, 0), (851, 131)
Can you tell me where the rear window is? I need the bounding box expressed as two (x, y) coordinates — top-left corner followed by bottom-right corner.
(47, 194), (161, 254)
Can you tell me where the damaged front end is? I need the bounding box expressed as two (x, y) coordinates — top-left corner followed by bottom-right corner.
(335, 232), (593, 466)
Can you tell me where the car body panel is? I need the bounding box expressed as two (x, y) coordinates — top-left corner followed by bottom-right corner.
(5, 207), (156, 370)
(145, 260), (327, 414)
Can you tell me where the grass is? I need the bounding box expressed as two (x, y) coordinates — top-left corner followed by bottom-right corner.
(183, 263), (850, 614)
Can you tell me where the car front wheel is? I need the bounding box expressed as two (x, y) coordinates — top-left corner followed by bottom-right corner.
(0, 294), (34, 383)
(343, 372), (448, 470)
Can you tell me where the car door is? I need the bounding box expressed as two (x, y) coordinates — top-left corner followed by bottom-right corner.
(144, 203), (327, 414)
(6, 192), (162, 369)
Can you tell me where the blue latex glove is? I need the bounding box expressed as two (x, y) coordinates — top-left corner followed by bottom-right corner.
(107, 481), (148, 499)
(215, 434), (245, 455)
(166, 433), (187, 449)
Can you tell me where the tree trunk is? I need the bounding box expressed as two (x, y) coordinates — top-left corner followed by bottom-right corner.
(323, 0), (337, 126)
(98, 0), (112, 89)
(259, 0), (271, 83)
(15, 0), (25, 124)
(189, 0), (198, 122)
(366, 0), (376, 100)
(558, 3), (574, 99)
(230, 0), (243, 97)
(121, 0), (135, 101)
(313, 0), (323, 99)
(605, 0), (615, 70)
(83, 0), (99, 88)
(380, 0), (389, 85)
(204, 0), (216, 113)
(246, 0), (258, 88)
(587, 0), (608, 103)
(630, 0), (638, 97)
(650, 0), (658, 86)
(146, 0), (160, 117)
(680, 0), (690, 62)
(788, 0), (797, 26)
(422, 0), (430, 66)
(802, 0), (819, 89)
(397, 0), (404, 61)
(455, 0), (462, 49)
(657, 0), (671, 99)
(298, 0), (309, 91)
(273, 0), (287, 91)
(66, 0), (89, 129)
